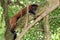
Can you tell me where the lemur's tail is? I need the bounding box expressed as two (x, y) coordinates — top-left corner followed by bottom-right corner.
(10, 30), (17, 40)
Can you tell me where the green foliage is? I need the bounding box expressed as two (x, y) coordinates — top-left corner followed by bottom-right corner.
(22, 24), (43, 40)
(50, 6), (60, 40)
(0, 0), (60, 40)
(0, 6), (5, 40)
(8, 5), (22, 18)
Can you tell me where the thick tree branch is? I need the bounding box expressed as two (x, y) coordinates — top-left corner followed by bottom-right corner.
(16, 0), (59, 40)
(15, 0), (49, 30)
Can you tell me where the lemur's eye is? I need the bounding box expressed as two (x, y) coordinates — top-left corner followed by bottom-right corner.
(32, 6), (37, 10)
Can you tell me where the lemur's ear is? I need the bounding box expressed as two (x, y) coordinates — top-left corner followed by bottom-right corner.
(31, 4), (38, 7)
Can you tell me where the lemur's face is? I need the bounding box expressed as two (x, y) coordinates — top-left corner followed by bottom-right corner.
(29, 4), (38, 15)
(31, 4), (38, 11)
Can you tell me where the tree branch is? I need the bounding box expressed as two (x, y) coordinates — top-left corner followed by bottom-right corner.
(43, 15), (51, 40)
(16, 0), (59, 40)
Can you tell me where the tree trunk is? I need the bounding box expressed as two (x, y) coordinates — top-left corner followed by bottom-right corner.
(1, 0), (14, 40)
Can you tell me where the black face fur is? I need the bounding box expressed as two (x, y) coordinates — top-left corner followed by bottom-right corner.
(29, 4), (38, 15)
(31, 4), (38, 11)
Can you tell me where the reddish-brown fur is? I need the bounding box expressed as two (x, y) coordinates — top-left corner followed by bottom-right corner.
(10, 5), (32, 30)
(9, 4), (38, 40)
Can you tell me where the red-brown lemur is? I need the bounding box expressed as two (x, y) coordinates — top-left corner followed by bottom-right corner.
(9, 4), (38, 40)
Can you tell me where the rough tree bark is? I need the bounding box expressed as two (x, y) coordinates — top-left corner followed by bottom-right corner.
(1, 0), (14, 40)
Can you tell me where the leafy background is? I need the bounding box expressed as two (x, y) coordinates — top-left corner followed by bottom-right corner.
(0, 0), (60, 40)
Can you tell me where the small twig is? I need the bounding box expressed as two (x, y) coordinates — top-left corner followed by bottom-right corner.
(24, 0), (29, 29)
(43, 15), (51, 40)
